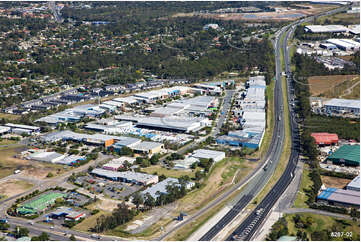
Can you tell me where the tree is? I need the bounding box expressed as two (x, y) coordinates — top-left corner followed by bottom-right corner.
(88, 166), (94, 173)
(311, 230), (330, 241)
(13, 227), (29, 239)
(0, 222), (9, 231)
(150, 154), (159, 165)
(144, 193), (155, 209)
(31, 232), (49, 241)
(195, 170), (203, 180)
(132, 192), (144, 208)
(119, 146), (133, 156)
(141, 159), (151, 168)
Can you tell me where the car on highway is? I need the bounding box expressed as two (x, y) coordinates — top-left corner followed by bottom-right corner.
(256, 208), (264, 216)
(91, 234), (101, 239)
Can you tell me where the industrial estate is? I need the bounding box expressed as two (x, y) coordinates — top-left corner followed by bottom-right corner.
(0, 1), (359, 242)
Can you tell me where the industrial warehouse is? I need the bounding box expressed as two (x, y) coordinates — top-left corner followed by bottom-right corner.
(140, 177), (195, 199)
(41, 130), (165, 155)
(216, 76), (266, 149)
(311, 133), (339, 146)
(90, 168), (159, 185)
(304, 24), (358, 34)
(324, 98), (360, 115)
(346, 175), (360, 191)
(317, 187), (360, 208)
(326, 144), (360, 167)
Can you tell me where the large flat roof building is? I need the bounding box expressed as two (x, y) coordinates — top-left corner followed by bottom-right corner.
(326, 38), (360, 51)
(191, 149), (225, 162)
(136, 116), (206, 133)
(346, 175), (360, 191)
(311, 132), (339, 146)
(28, 152), (66, 163)
(91, 168), (158, 185)
(327, 145), (360, 167)
(0, 125), (11, 134)
(304, 25), (349, 33)
(131, 141), (164, 155)
(317, 187), (360, 208)
(324, 98), (360, 114)
(5, 123), (40, 133)
(141, 177), (178, 198)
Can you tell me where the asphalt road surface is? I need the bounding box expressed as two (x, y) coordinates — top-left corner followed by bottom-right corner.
(0, 153), (120, 241)
(199, 24), (287, 241)
(225, 5), (349, 241)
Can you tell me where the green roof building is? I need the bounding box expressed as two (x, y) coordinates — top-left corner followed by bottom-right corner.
(17, 192), (65, 215)
(327, 145), (360, 167)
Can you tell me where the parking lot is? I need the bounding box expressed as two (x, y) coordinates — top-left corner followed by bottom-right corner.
(74, 175), (142, 199)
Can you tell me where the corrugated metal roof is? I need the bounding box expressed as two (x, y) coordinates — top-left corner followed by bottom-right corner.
(324, 98), (360, 109)
(311, 132), (339, 144)
(327, 145), (360, 164)
(347, 175), (360, 191)
(318, 187), (360, 206)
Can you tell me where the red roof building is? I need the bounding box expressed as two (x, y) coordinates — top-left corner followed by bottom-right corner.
(311, 133), (339, 145)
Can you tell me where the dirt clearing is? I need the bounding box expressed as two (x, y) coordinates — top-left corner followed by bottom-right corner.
(0, 179), (33, 198)
(308, 75), (359, 97)
(321, 175), (352, 189)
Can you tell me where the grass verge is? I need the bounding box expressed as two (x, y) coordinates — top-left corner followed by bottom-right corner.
(250, 75), (292, 208)
(284, 212), (360, 241)
(293, 164), (312, 208)
(141, 165), (198, 179)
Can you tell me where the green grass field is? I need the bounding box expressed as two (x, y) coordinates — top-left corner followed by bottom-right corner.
(74, 210), (112, 232)
(0, 139), (17, 146)
(317, 12), (360, 25)
(293, 164), (313, 208)
(0, 113), (21, 121)
(284, 213), (360, 241)
(141, 165), (198, 178)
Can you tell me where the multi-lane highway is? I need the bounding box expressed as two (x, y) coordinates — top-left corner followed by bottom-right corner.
(198, 24), (287, 241)
(199, 4), (350, 241)
(225, 5), (349, 241)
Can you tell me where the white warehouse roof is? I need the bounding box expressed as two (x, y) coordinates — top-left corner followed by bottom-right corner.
(346, 175), (360, 191)
(0, 125), (11, 134)
(191, 149), (225, 162)
(305, 25), (349, 33)
(5, 123), (40, 131)
(141, 177), (178, 198)
(324, 98), (360, 109)
(136, 116), (203, 132)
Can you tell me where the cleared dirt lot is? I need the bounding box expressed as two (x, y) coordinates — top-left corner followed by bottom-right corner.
(0, 145), (28, 179)
(189, 4), (336, 22)
(321, 175), (352, 189)
(0, 179), (33, 198)
(308, 75), (359, 97)
(0, 145), (68, 180)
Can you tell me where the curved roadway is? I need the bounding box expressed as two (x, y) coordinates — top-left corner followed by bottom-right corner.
(226, 5), (349, 241)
